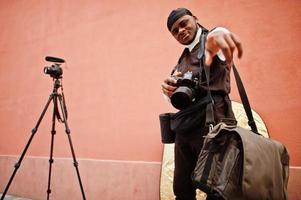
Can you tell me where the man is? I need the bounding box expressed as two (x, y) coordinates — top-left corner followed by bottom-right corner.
(161, 8), (243, 200)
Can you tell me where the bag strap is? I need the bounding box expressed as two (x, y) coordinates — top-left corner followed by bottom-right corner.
(199, 32), (259, 134)
(232, 65), (259, 133)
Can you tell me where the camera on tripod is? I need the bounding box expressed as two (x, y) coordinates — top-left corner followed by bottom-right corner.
(1, 56), (86, 200)
(44, 56), (65, 79)
(170, 71), (200, 110)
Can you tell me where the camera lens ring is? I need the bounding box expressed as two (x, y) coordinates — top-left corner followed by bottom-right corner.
(171, 87), (193, 110)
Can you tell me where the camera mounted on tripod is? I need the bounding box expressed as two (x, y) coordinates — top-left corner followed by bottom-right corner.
(0, 56), (86, 200)
(43, 56), (68, 122)
(44, 56), (65, 79)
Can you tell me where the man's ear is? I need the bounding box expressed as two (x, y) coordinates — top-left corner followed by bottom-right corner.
(193, 15), (198, 21)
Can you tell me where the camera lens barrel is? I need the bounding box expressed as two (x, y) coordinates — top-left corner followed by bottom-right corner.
(44, 64), (63, 78)
(43, 66), (51, 74)
(171, 86), (193, 110)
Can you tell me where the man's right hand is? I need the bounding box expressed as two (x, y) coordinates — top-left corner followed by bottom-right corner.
(205, 28), (243, 66)
(161, 71), (182, 98)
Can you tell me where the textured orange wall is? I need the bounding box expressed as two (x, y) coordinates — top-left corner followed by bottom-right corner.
(0, 0), (299, 164)
(0, 0), (300, 199)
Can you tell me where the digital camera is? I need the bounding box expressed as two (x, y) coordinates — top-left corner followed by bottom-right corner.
(170, 71), (200, 110)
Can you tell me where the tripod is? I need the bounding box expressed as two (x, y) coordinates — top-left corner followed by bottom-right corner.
(1, 78), (86, 200)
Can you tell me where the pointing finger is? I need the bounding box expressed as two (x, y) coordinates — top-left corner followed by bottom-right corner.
(230, 33), (243, 58)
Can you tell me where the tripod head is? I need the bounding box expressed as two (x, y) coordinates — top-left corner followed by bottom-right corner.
(44, 56), (65, 79)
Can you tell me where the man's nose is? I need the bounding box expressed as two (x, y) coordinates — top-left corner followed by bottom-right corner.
(178, 27), (185, 35)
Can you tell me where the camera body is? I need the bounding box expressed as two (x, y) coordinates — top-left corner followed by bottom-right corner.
(170, 71), (200, 110)
(44, 64), (63, 79)
(43, 57), (65, 79)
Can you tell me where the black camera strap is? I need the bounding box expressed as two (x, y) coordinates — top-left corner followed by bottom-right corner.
(197, 30), (215, 128)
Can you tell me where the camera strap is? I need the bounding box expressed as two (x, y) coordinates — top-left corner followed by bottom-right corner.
(197, 30), (215, 128)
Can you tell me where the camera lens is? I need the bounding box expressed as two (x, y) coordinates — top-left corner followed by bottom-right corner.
(171, 87), (193, 110)
(43, 64), (63, 78)
(44, 66), (51, 74)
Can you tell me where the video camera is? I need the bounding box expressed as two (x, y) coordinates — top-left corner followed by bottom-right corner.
(44, 56), (65, 79)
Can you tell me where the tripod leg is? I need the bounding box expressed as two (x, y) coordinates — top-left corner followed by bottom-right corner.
(58, 95), (86, 200)
(46, 96), (57, 200)
(1, 94), (54, 200)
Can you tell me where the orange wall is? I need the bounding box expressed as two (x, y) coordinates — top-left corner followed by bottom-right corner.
(0, 0), (300, 199)
(0, 0), (300, 164)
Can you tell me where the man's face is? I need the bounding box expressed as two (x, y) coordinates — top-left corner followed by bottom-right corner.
(170, 15), (198, 45)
